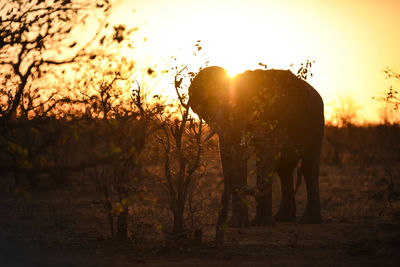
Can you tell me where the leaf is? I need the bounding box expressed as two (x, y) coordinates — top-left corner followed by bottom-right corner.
(39, 156), (47, 167)
(99, 36), (105, 45)
(116, 202), (123, 213)
(258, 62), (268, 69)
(73, 131), (79, 141)
(147, 68), (155, 75)
(109, 143), (121, 154)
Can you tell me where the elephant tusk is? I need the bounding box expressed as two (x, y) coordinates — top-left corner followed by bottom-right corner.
(202, 127), (217, 142)
(240, 133), (246, 146)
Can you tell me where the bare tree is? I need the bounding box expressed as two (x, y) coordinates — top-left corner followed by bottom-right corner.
(156, 67), (205, 245)
(0, 0), (111, 122)
(374, 68), (400, 124)
(378, 102), (400, 125)
(72, 26), (163, 239)
(382, 68), (400, 110)
(329, 95), (359, 128)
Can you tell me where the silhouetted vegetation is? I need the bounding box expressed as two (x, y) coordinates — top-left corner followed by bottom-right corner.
(0, 1), (400, 266)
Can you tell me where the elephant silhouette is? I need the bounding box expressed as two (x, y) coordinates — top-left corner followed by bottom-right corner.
(188, 66), (324, 228)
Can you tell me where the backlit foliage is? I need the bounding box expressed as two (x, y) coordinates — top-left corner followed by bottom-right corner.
(0, 0), (111, 121)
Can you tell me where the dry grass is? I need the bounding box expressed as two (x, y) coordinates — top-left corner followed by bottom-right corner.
(1, 125), (400, 265)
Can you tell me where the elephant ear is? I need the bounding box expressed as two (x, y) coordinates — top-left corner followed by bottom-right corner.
(188, 66), (230, 124)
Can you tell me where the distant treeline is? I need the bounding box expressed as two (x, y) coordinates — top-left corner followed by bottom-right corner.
(323, 124), (400, 165)
(2, 115), (399, 187)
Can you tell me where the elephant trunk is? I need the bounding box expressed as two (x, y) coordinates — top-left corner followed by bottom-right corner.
(201, 107), (226, 142)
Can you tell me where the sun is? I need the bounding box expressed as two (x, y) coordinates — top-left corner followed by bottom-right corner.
(218, 57), (250, 78)
(226, 67), (242, 78)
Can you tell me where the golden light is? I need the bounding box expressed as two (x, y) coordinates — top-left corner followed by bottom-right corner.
(109, 0), (400, 123)
(225, 65), (245, 78)
(226, 70), (239, 78)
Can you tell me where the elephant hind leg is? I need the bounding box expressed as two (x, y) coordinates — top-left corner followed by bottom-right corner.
(300, 153), (322, 224)
(275, 162), (297, 222)
(252, 176), (275, 226)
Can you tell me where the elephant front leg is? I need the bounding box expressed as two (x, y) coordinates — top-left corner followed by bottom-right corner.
(253, 156), (274, 226)
(253, 175), (274, 226)
(215, 178), (232, 247)
(219, 137), (249, 227)
(229, 144), (249, 227)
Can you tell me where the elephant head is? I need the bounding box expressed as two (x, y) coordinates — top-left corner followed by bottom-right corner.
(188, 67), (231, 131)
(189, 66), (251, 143)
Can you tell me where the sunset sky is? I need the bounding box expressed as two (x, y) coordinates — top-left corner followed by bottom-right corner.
(108, 0), (400, 123)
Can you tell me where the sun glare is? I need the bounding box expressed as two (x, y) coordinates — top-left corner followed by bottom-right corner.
(226, 68), (241, 78)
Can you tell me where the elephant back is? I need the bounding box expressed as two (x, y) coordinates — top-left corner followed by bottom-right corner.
(234, 69), (324, 147)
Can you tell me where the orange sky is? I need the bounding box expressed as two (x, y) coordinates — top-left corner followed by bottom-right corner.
(108, 0), (400, 123)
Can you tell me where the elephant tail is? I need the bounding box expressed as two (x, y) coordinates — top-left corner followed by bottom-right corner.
(295, 160), (303, 194)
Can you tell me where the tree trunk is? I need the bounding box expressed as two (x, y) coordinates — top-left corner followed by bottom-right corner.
(173, 204), (185, 236)
(117, 209), (128, 239)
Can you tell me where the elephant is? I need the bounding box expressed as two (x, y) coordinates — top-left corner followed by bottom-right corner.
(188, 66), (324, 228)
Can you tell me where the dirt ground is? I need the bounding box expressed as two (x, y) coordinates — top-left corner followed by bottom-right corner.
(1, 163), (400, 266)
(1, 220), (399, 266)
